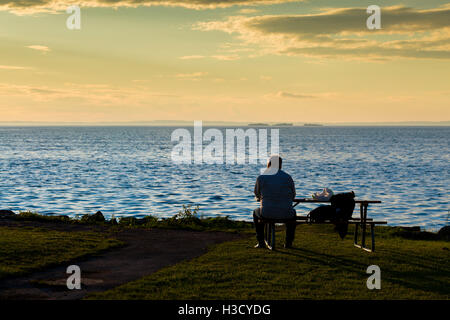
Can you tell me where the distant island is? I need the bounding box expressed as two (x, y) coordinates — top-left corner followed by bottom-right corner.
(248, 123), (294, 127)
(304, 123), (324, 127)
(272, 123), (293, 127)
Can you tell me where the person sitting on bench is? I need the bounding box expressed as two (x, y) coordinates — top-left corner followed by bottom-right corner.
(253, 155), (297, 248)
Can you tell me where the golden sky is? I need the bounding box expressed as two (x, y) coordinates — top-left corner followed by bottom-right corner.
(0, 0), (449, 123)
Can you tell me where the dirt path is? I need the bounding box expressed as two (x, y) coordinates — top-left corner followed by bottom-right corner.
(0, 220), (245, 300)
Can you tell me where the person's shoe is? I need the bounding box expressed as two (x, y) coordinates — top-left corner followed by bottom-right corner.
(254, 243), (266, 249)
(284, 243), (293, 249)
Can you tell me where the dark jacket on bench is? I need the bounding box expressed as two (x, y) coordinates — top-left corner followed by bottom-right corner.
(254, 170), (296, 220)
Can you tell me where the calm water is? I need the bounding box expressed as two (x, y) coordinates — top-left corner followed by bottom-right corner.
(0, 126), (448, 230)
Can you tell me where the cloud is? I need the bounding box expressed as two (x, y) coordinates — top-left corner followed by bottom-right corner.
(26, 45), (51, 53)
(239, 8), (259, 14)
(179, 54), (240, 60)
(175, 72), (208, 80)
(195, 6), (450, 61)
(275, 91), (316, 99)
(0, 82), (181, 104)
(0, 65), (30, 70)
(211, 54), (240, 61)
(0, 0), (299, 14)
(179, 55), (205, 60)
(0, 83), (72, 100)
(132, 79), (151, 83)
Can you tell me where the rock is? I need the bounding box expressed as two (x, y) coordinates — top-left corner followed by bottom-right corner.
(401, 226), (421, 232)
(92, 211), (105, 222)
(80, 211), (105, 223)
(0, 210), (15, 217)
(438, 225), (450, 237)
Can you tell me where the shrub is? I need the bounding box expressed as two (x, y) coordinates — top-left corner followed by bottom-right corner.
(168, 205), (201, 225)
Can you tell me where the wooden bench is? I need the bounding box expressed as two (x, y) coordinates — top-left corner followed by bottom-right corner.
(257, 199), (387, 252)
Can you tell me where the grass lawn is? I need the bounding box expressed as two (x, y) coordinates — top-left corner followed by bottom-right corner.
(0, 226), (122, 279)
(88, 224), (450, 300)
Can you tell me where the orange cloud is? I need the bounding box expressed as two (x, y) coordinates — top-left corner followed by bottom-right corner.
(195, 6), (450, 60)
(0, 0), (300, 14)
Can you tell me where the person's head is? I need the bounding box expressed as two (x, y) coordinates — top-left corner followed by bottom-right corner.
(267, 155), (282, 170)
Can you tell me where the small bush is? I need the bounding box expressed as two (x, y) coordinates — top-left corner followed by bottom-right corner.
(167, 205), (201, 226)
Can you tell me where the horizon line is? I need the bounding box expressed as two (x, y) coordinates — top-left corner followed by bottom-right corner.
(0, 120), (449, 127)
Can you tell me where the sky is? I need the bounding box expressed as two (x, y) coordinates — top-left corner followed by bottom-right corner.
(0, 0), (449, 123)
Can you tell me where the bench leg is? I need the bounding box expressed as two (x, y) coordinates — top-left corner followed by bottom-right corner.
(354, 223), (363, 249)
(271, 223), (275, 250)
(264, 223), (269, 249)
(354, 204), (375, 252)
(264, 222), (276, 250)
(361, 204), (367, 248)
(371, 223), (375, 252)
(354, 222), (359, 246)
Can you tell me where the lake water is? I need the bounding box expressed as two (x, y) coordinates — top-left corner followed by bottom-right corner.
(0, 126), (448, 230)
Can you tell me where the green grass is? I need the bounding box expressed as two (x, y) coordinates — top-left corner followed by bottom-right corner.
(87, 224), (450, 300)
(0, 226), (122, 279)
